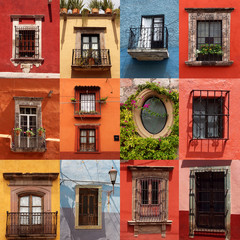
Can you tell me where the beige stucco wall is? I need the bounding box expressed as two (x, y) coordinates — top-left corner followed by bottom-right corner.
(60, 14), (120, 78)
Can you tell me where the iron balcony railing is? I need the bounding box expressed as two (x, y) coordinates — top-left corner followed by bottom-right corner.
(11, 130), (46, 152)
(6, 212), (58, 238)
(128, 27), (168, 50)
(72, 49), (111, 67)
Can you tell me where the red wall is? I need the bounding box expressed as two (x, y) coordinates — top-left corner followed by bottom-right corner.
(0, 79), (60, 159)
(0, 1), (59, 73)
(120, 160), (179, 240)
(179, 0), (240, 78)
(179, 78), (240, 160)
(180, 211), (240, 240)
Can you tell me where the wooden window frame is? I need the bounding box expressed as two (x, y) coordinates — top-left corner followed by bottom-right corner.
(75, 185), (102, 229)
(75, 125), (100, 153)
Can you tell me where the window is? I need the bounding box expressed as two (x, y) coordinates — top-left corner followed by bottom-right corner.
(133, 89), (174, 138)
(185, 8), (234, 66)
(128, 166), (173, 237)
(75, 185), (102, 229)
(191, 90), (229, 140)
(12, 97), (46, 152)
(19, 194), (43, 225)
(74, 86), (101, 118)
(189, 167), (230, 238)
(136, 178), (167, 221)
(11, 15), (44, 72)
(72, 27), (111, 68)
(76, 125), (100, 153)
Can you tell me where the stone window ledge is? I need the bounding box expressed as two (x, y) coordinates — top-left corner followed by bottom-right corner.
(185, 61), (234, 66)
(128, 220), (172, 225)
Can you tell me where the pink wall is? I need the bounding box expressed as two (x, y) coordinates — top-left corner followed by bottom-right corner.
(179, 78), (240, 160)
(0, 1), (59, 73)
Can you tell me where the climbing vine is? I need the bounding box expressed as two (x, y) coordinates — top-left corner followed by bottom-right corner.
(120, 82), (179, 160)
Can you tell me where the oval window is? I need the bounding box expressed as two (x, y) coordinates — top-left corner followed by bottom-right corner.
(141, 97), (167, 134)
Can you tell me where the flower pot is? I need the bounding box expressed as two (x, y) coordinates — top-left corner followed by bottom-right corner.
(92, 8), (99, 14)
(105, 8), (112, 14)
(27, 133), (32, 138)
(197, 53), (222, 61)
(15, 130), (21, 136)
(61, 8), (68, 13)
(72, 8), (79, 14)
(88, 57), (95, 65)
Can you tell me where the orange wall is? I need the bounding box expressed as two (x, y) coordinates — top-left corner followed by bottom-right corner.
(0, 79), (60, 159)
(179, 78), (240, 160)
(120, 160), (179, 240)
(179, 0), (240, 78)
(60, 78), (120, 159)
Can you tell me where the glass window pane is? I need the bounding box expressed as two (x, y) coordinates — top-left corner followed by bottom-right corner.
(91, 37), (98, 43)
(82, 37), (89, 43)
(20, 196), (29, 207)
(32, 196), (42, 206)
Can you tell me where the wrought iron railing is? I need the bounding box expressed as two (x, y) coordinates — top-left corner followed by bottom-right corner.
(6, 212), (58, 237)
(72, 49), (111, 67)
(128, 27), (168, 50)
(11, 130), (46, 151)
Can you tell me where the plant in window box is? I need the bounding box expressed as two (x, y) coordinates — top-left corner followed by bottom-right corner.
(89, 0), (101, 14)
(100, 0), (114, 14)
(72, 0), (84, 14)
(100, 96), (108, 104)
(25, 129), (35, 138)
(14, 127), (22, 136)
(60, 0), (68, 13)
(71, 97), (77, 103)
(196, 44), (223, 61)
(37, 127), (45, 137)
(78, 110), (98, 115)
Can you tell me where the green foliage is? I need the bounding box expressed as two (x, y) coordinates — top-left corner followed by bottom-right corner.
(67, 0), (72, 10)
(60, 0), (68, 8)
(112, 8), (120, 18)
(100, 0), (114, 11)
(71, 97), (76, 102)
(89, 0), (101, 10)
(71, 0), (84, 10)
(37, 127), (46, 133)
(120, 82), (179, 160)
(197, 44), (223, 56)
(81, 8), (90, 15)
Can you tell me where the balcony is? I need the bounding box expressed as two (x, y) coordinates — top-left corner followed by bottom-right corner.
(127, 27), (169, 61)
(11, 131), (46, 152)
(6, 212), (58, 239)
(72, 49), (111, 71)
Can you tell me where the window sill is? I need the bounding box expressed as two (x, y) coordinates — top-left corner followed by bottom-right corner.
(128, 220), (172, 225)
(185, 60), (233, 66)
(75, 225), (102, 230)
(74, 114), (101, 119)
(11, 147), (46, 153)
(75, 151), (100, 154)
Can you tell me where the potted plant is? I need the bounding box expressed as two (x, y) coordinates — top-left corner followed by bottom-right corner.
(196, 44), (223, 61)
(100, 96), (108, 104)
(37, 127), (45, 136)
(25, 129), (35, 138)
(14, 127), (22, 136)
(89, 0), (101, 14)
(81, 8), (90, 15)
(60, 0), (68, 13)
(71, 97), (77, 103)
(112, 8), (120, 19)
(72, 0), (84, 14)
(67, 0), (73, 14)
(100, 0), (114, 14)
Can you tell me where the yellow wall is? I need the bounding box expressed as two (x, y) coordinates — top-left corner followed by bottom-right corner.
(60, 15), (120, 78)
(0, 160), (60, 240)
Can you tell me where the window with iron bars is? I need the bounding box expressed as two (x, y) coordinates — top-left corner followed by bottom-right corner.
(79, 129), (96, 152)
(192, 90), (230, 140)
(135, 178), (167, 222)
(15, 26), (39, 59)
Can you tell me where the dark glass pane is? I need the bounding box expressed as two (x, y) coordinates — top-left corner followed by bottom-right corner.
(152, 180), (159, 204)
(141, 180), (148, 204)
(89, 196), (94, 214)
(141, 97), (167, 134)
(83, 196), (88, 214)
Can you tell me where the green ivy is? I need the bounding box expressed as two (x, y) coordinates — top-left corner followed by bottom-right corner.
(120, 82), (179, 160)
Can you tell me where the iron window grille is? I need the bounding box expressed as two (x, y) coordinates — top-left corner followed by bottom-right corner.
(191, 90), (230, 140)
(74, 86), (101, 116)
(189, 167), (230, 238)
(135, 177), (168, 222)
(128, 15), (168, 50)
(196, 20), (222, 61)
(15, 26), (39, 59)
(79, 129), (96, 152)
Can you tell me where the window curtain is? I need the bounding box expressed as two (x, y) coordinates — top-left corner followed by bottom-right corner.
(138, 17), (152, 49)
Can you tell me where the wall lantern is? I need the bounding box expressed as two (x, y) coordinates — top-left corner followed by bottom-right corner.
(108, 167), (117, 195)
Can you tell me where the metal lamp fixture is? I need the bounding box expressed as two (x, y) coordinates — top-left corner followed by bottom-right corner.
(108, 167), (117, 195)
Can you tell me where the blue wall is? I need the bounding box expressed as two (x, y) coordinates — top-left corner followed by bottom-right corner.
(60, 160), (120, 240)
(120, 0), (179, 78)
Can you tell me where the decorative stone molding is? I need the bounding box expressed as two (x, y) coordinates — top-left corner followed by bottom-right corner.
(133, 89), (174, 139)
(128, 166), (174, 237)
(185, 8), (234, 66)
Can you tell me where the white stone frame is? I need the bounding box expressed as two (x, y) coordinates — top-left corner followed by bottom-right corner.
(10, 15), (44, 73)
(185, 8), (234, 66)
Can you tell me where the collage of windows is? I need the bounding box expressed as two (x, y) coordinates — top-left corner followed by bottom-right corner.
(0, 0), (240, 239)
